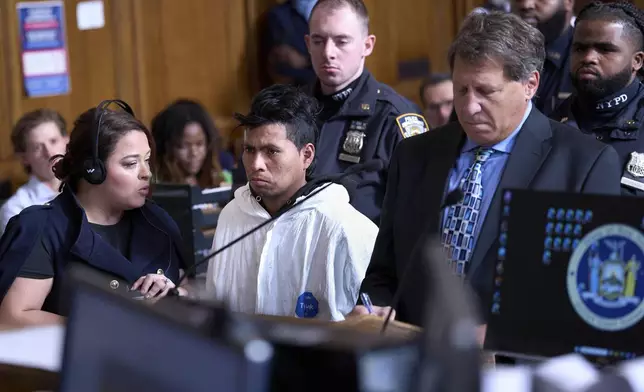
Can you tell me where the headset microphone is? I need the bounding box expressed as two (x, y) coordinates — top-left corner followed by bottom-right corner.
(83, 100), (135, 185)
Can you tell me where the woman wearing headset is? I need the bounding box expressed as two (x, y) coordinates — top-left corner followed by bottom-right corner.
(0, 101), (188, 327)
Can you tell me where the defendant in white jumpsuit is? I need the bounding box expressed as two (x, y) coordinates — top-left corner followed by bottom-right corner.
(206, 85), (377, 321)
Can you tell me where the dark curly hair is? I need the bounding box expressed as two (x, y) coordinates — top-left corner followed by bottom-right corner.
(51, 107), (153, 192)
(151, 99), (224, 188)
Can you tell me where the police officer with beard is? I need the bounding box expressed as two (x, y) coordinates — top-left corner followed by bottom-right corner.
(513, 0), (576, 116)
(552, 1), (644, 196)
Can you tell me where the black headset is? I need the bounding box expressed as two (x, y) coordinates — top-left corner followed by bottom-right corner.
(83, 99), (135, 185)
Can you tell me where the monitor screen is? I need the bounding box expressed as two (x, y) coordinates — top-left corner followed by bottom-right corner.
(485, 190), (644, 364)
(59, 266), (272, 392)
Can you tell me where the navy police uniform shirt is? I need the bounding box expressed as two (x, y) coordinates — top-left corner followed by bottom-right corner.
(535, 27), (575, 117)
(0, 185), (185, 316)
(264, 2), (316, 86)
(552, 80), (644, 196)
(312, 71), (428, 224)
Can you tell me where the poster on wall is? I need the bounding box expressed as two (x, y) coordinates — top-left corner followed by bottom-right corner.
(17, 1), (70, 97)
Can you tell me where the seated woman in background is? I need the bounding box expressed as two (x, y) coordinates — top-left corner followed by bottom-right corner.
(0, 101), (187, 327)
(0, 109), (69, 234)
(151, 99), (232, 188)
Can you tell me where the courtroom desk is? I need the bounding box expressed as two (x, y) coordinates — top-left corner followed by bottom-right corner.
(255, 314), (423, 340)
(0, 363), (58, 392)
(0, 324), (63, 392)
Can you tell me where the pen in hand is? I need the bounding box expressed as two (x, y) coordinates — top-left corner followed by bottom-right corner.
(361, 292), (374, 314)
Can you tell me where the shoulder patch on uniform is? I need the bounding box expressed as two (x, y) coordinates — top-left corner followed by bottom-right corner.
(395, 113), (429, 138)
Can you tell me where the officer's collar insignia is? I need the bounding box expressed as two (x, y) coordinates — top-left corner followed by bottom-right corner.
(560, 117), (569, 123)
(331, 87), (353, 102)
(625, 120), (639, 129)
(339, 121), (367, 164)
(596, 93), (629, 111)
(361, 103), (370, 111)
(395, 113), (430, 138)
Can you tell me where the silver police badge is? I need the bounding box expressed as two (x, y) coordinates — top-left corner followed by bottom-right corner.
(339, 130), (365, 163)
(626, 152), (644, 178)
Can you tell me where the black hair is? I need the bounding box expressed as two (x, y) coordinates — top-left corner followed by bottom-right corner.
(151, 99), (224, 188)
(52, 108), (152, 193)
(577, 1), (644, 52)
(234, 84), (319, 176)
(419, 73), (452, 105)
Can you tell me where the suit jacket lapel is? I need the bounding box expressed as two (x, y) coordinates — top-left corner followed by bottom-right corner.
(129, 209), (167, 273)
(468, 109), (553, 276)
(69, 209), (166, 283)
(414, 125), (465, 234)
(69, 219), (142, 283)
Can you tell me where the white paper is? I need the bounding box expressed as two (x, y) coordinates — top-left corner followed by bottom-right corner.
(0, 325), (64, 372)
(76, 0), (104, 31)
(22, 49), (67, 76)
(534, 354), (600, 392)
(619, 357), (644, 392)
(482, 365), (533, 392)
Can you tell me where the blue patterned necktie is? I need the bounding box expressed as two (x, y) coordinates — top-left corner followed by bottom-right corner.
(442, 148), (495, 277)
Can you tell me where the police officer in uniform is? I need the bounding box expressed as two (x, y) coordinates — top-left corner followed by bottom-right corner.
(305, 0), (427, 223)
(513, 0), (576, 116)
(551, 1), (644, 196)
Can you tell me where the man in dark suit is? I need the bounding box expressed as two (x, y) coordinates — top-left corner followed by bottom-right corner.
(352, 12), (622, 339)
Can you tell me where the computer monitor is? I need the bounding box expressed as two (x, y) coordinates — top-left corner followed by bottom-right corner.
(485, 190), (644, 365)
(59, 264), (272, 392)
(150, 183), (232, 276)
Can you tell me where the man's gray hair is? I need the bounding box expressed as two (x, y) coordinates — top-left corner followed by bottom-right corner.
(448, 11), (545, 82)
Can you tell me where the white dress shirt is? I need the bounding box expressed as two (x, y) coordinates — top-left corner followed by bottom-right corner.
(0, 176), (58, 235)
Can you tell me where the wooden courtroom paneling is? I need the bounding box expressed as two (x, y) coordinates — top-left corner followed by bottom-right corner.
(0, 0), (478, 185)
(130, 0), (252, 135)
(0, 0), (134, 187)
(364, 0), (482, 106)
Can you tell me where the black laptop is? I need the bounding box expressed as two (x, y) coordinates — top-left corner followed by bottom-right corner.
(59, 263), (273, 392)
(484, 189), (644, 365)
